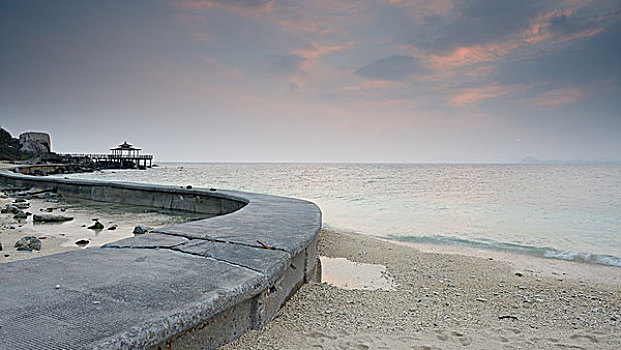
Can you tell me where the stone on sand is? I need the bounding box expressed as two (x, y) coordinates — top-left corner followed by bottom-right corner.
(33, 214), (74, 222)
(15, 236), (42, 251)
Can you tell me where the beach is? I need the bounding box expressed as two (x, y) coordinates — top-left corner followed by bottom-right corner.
(222, 229), (621, 350)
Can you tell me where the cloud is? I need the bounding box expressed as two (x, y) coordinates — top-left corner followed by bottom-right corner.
(273, 54), (306, 75)
(175, 0), (274, 17)
(274, 42), (351, 76)
(531, 87), (586, 106)
(449, 85), (522, 106)
(408, 0), (544, 53)
(356, 55), (424, 81)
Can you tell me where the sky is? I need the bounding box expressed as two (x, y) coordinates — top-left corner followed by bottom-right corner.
(1, 0), (620, 163)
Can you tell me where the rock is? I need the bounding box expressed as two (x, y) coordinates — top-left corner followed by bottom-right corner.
(13, 198), (27, 203)
(13, 202), (30, 209)
(0, 241), (2, 251)
(2, 205), (20, 214)
(19, 131), (51, 154)
(13, 210), (28, 219)
(33, 214), (74, 222)
(186, 185), (193, 189)
(133, 226), (152, 234)
(515, 271), (523, 277)
(75, 239), (90, 247)
(14, 236), (42, 251)
(107, 225), (117, 230)
(88, 221), (104, 230)
(477, 298), (487, 302)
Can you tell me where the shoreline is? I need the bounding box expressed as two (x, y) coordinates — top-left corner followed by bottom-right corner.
(221, 229), (621, 349)
(379, 236), (621, 286)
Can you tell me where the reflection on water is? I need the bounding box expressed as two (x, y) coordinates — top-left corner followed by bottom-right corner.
(320, 256), (396, 291)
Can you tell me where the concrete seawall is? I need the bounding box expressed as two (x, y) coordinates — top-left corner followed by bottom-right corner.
(0, 170), (322, 349)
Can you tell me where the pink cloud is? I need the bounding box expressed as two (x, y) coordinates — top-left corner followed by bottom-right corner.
(175, 0), (274, 17)
(449, 85), (522, 107)
(286, 42), (352, 72)
(532, 88), (586, 106)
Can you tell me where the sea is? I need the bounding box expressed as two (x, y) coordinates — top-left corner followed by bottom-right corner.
(56, 163), (621, 268)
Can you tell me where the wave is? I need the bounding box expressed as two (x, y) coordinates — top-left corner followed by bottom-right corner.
(391, 235), (621, 268)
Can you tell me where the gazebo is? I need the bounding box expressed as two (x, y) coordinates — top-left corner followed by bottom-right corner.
(108, 141), (153, 168)
(110, 141), (141, 157)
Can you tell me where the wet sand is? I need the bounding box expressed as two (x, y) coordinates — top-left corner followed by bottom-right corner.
(221, 229), (621, 350)
(0, 187), (205, 263)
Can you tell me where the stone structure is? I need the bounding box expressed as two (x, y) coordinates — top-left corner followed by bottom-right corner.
(18, 131), (51, 154)
(0, 169), (321, 349)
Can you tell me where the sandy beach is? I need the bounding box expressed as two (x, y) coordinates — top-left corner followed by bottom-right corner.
(222, 229), (621, 350)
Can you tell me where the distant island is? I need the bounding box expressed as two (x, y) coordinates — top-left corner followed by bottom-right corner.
(519, 156), (621, 164)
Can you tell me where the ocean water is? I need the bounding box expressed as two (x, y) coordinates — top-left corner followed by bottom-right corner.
(57, 163), (621, 267)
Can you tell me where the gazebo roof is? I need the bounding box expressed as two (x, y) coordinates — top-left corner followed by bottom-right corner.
(110, 141), (141, 151)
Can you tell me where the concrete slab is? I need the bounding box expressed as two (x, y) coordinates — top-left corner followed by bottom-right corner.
(155, 197), (321, 257)
(103, 232), (189, 249)
(0, 248), (266, 350)
(173, 239), (290, 285)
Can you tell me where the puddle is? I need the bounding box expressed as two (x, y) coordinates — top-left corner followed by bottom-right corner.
(320, 256), (396, 291)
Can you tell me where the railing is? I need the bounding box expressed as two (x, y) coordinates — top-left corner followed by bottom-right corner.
(62, 153), (153, 160)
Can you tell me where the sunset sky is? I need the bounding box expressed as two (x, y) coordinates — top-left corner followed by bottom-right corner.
(1, 0), (620, 162)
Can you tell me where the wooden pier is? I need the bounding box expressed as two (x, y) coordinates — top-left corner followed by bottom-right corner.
(63, 142), (153, 169)
(64, 153), (153, 168)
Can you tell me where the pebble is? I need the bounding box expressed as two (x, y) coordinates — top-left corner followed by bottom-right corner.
(88, 221), (104, 230)
(55, 285), (60, 289)
(93, 301), (101, 305)
(477, 298), (487, 302)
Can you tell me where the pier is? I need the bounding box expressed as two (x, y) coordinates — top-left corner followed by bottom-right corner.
(64, 141), (153, 169)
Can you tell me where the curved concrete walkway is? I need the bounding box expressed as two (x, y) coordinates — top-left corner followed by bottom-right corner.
(0, 169), (321, 350)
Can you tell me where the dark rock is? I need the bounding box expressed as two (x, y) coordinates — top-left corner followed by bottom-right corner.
(107, 225), (117, 230)
(13, 198), (27, 203)
(2, 205), (20, 214)
(15, 236), (42, 251)
(75, 239), (90, 247)
(13, 210), (27, 219)
(186, 185), (193, 189)
(133, 226), (152, 235)
(33, 214), (74, 222)
(88, 221), (104, 230)
(0, 241), (2, 251)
